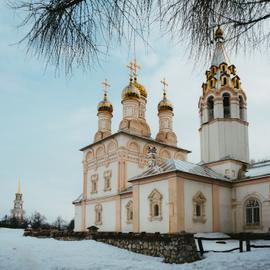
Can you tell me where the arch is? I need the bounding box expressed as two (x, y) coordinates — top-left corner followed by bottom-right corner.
(85, 150), (94, 161)
(192, 191), (206, 223)
(223, 92), (231, 118)
(244, 197), (261, 226)
(159, 149), (171, 159)
(143, 144), (156, 155)
(239, 95), (245, 120)
(107, 139), (118, 153)
(174, 152), (185, 161)
(126, 200), (133, 224)
(127, 140), (140, 153)
(95, 204), (102, 225)
(207, 96), (214, 121)
(148, 189), (163, 221)
(96, 145), (105, 158)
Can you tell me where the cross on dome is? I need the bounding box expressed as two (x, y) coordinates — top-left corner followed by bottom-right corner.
(133, 59), (140, 79)
(102, 79), (110, 98)
(160, 78), (168, 96)
(127, 61), (135, 81)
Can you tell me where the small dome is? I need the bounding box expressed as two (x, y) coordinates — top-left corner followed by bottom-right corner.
(122, 82), (140, 101)
(133, 79), (147, 98)
(158, 95), (173, 112)
(97, 96), (113, 113)
(215, 26), (224, 41)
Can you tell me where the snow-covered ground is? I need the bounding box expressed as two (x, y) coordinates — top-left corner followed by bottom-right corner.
(1, 228), (270, 270)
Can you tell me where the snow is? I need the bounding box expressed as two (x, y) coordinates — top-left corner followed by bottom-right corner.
(1, 228), (270, 270)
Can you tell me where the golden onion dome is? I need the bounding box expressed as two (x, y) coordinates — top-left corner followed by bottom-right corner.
(97, 95), (113, 113)
(121, 81), (141, 101)
(133, 78), (147, 98)
(158, 94), (173, 112)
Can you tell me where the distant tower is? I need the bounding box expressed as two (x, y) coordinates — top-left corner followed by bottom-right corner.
(94, 79), (113, 142)
(156, 78), (177, 146)
(198, 26), (249, 179)
(11, 178), (24, 221)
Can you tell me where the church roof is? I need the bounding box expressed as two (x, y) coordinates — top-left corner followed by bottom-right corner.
(244, 160), (270, 179)
(80, 130), (191, 153)
(129, 159), (227, 182)
(72, 193), (84, 204)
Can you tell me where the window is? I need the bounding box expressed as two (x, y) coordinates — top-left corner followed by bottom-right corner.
(91, 174), (98, 193)
(221, 76), (227, 86)
(239, 96), (244, 120)
(95, 204), (102, 225)
(223, 93), (231, 118)
(207, 96), (214, 121)
(245, 199), (260, 226)
(126, 200), (133, 224)
(148, 189), (163, 221)
(195, 204), (201, 217)
(193, 192), (206, 223)
(104, 170), (112, 191)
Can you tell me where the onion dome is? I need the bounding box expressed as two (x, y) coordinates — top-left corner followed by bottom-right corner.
(97, 93), (113, 113)
(121, 80), (141, 101)
(133, 78), (147, 98)
(158, 93), (173, 112)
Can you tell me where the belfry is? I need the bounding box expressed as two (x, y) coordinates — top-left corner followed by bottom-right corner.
(11, 178), (24, 222)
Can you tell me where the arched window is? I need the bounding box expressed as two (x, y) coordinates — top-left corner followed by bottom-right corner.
(148, 189), (163, 221)
(221, 76), (227, 86)
(239, 96), (244, 120)
(91, 174), (98, 194)
(95, 204), (102, 225)
(104, 170), (112, 192)
(223, 93), (231, 118)
(126, 200), (133, 224)
(192, 192), (206, 223)
(154, 204), (159, 216)
(245, 199), (260, 226)
(207, 96), (214, 121)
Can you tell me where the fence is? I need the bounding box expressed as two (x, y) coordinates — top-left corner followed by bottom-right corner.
(195, 233), (270, 256)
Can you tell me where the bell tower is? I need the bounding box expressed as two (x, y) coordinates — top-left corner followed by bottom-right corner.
(198, 26), (249, 179)
(11, 178), (25, 222)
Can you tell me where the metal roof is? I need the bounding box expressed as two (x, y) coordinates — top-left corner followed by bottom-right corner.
(244, 160), (270, 178)
(129, 159), (227, 181)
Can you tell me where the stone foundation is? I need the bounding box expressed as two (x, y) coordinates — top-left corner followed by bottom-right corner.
(24, 230), (199, 264)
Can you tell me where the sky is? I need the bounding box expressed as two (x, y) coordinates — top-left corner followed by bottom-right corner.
(0, 2), (270, 223)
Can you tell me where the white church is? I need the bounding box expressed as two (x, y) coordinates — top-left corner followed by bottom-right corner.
(73, 27), (270, 234)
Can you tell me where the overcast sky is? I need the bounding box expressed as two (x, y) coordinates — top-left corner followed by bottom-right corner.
(0, 2), (270, 222)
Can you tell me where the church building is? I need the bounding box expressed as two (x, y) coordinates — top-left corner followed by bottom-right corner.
(73, 27), (270, 233)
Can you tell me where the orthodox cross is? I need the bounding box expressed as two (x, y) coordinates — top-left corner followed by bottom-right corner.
(133, 59), (140, 79)
(102, 79), (110, 98)
(160, 78), (168, 97)
(147, 146), (157, 168)
(127, 61), (135, 81)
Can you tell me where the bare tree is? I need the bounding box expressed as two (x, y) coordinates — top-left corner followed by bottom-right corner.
(12, 0), (270, 73)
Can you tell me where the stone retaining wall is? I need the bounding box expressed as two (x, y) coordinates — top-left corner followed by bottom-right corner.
(24, 230), (200, 264)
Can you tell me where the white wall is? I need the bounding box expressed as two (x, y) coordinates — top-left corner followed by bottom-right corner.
(85, 200), (116, 231)
(87, 161), (118, 200)
(120, 197), (133, 232)
(219, 186), (232, 232)
(235, 181), (270, 232)
(184, 180), (213, 233)
(139, 180), (169, 233)
(74, 205), (82, 232)
(200, 120), (249, 163)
